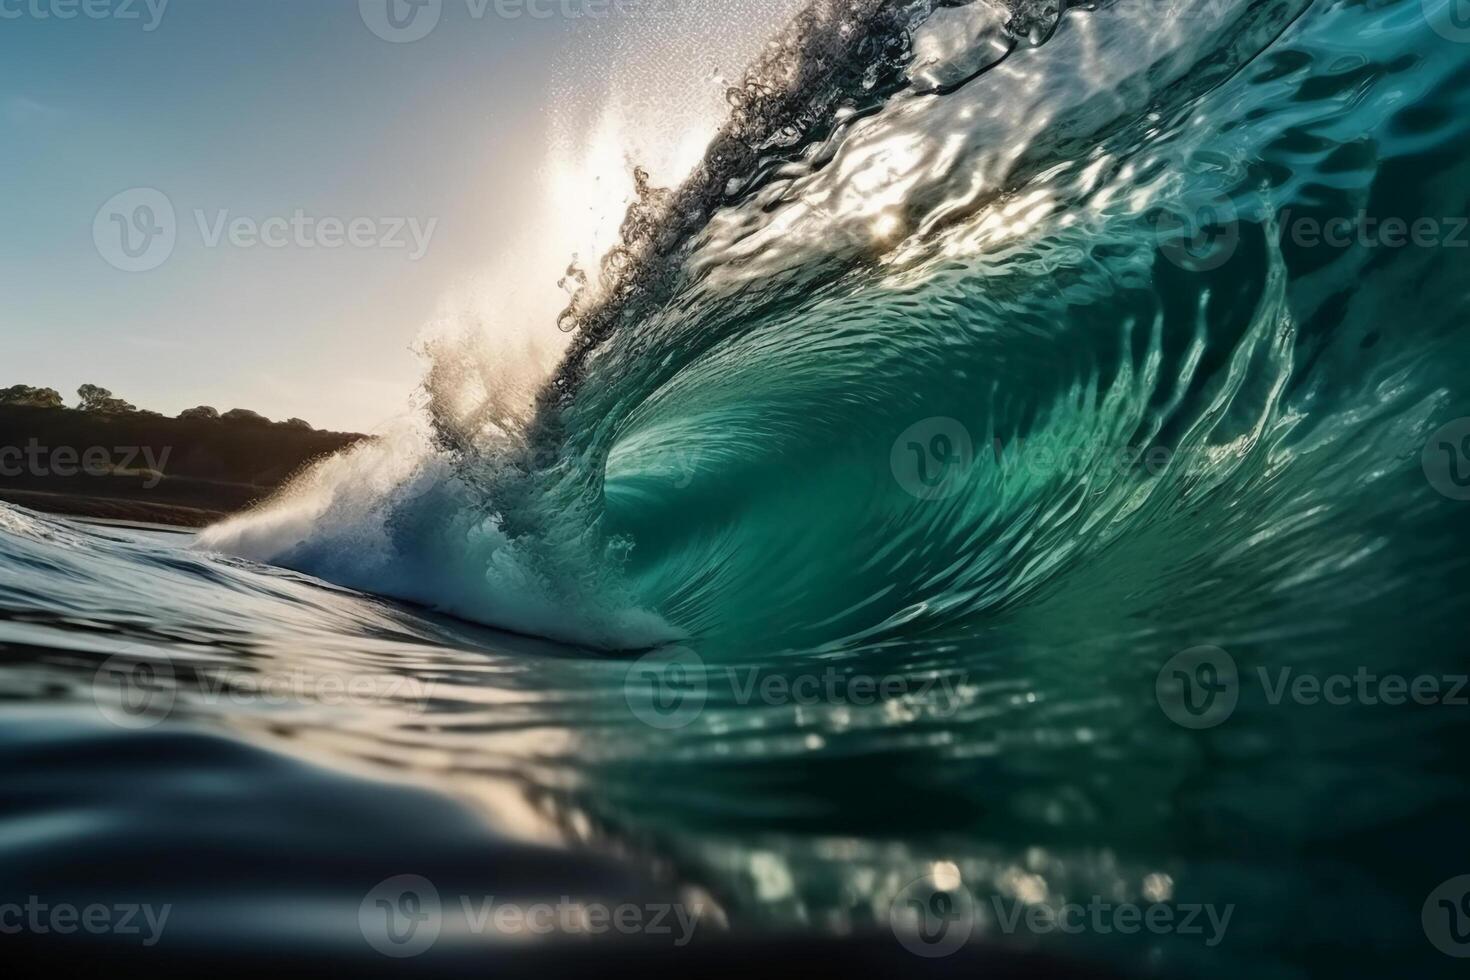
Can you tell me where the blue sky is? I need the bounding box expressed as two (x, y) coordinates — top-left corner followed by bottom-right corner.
(1, 0), (800, 431)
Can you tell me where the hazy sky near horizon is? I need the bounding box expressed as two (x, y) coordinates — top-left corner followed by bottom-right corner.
(1, 0), (804, 432)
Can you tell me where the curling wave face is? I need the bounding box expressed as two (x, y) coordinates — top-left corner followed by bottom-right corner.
(205, 0), (1470, 657)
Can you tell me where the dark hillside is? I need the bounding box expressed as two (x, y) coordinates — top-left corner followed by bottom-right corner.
(0, 406), (365, 527)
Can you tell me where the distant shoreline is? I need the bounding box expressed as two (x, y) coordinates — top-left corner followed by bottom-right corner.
(0, 406), (366, 528)
(0, 489), (230, 529)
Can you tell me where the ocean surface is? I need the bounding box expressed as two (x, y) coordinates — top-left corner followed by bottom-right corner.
(4, 0), (1470, 975)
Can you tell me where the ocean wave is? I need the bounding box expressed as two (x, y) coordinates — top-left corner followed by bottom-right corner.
(200, 0), (1470, 656)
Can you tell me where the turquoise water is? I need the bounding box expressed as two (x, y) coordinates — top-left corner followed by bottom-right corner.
(5, 0), (1470, 974)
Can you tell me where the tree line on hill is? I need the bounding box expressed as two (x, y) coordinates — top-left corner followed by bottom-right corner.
(0, 384), (317, 431)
